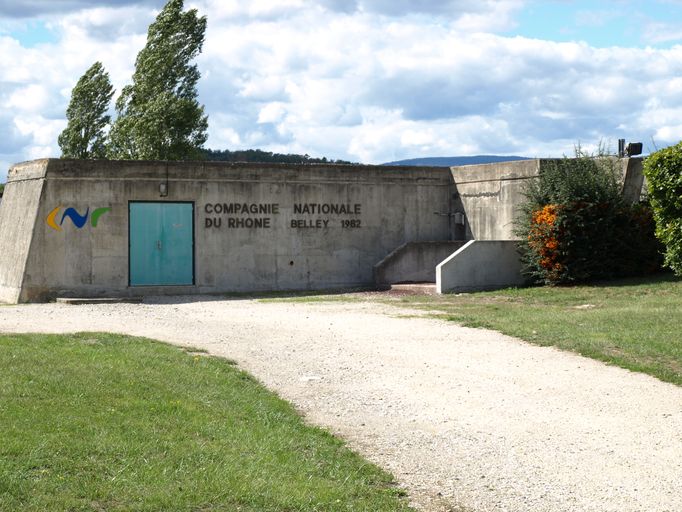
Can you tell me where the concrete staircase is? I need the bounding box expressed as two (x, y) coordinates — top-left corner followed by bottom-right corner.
(373, 241), (466, 286)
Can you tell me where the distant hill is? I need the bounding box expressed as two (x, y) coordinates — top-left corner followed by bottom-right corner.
(201, 149), (530, 167)
(382, 155), (531, 167)
(202, 148), (355, 165)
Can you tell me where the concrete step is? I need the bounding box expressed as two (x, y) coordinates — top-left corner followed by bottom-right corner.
(388, 283), (437, 295)
(55, 297), (144, 305)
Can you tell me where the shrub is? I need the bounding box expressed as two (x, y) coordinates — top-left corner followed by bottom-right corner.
(643, 142), (682, 275)
(518, 146), (663, 284)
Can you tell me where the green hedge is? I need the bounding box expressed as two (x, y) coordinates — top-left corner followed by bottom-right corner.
(643, 142), (682, 275)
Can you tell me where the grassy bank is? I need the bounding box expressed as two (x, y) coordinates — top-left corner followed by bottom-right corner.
(0, 333), (411, 511)
(389, 274), (682, 386)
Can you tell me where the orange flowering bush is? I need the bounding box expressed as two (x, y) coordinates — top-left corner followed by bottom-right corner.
(517, 148), (663, 284)
(527, 205), (564, 281)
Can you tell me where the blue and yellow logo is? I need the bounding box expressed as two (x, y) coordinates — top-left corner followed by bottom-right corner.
(46, 206), (111, 231)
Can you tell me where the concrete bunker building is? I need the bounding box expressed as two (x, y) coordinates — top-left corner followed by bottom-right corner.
(0, 157), (645, 303)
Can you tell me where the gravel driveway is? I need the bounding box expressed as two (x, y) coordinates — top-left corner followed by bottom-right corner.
(1, 296), (680, 512)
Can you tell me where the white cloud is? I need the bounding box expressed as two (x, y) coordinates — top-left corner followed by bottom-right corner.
(642, 21), (682, 45)
(257, 102), (287, 124)
(50, 5), (156, 42)
(14, 115), (65, 147)
(210, 124), (241, 146)
(321, 0), (523, 20)
(654, 124), (682, 142)
(6, 84), (50, 112)
(450, 0), (523, 32)
(0, 0), (162, 18)
(194, 0), (306, 22)
(239, 75), (289, 102)
(3, 0), (682, 182)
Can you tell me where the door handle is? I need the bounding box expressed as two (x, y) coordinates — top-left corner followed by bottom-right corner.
(156, 240), (162, 251)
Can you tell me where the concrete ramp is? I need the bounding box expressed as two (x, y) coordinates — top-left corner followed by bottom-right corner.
(436, 240), (526, 293)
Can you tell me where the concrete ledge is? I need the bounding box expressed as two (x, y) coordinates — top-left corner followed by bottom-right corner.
(55, 297), (144, 305)
(388, 283), (437, 295)
(20, 285), (204, 303)
(436, 240), (526, 293)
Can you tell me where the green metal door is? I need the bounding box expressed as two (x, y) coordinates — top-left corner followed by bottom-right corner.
(129, 202), (194, 286)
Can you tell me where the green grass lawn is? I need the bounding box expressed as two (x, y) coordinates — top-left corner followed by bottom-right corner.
(387, 274), (682, 386)
(0, 333), (411, 512)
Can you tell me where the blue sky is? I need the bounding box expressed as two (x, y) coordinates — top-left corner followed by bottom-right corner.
(1, 21), (57, 47)
(1, 0), (682, 180)
(512, 1), (673, 47)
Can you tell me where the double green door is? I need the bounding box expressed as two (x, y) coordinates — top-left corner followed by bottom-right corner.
(129, 202), (194, 286)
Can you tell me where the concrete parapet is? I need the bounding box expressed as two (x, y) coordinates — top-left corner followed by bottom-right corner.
(436, 240), (526, 293)
(374, 241), (466, 285)
(621, 157), (645, 204)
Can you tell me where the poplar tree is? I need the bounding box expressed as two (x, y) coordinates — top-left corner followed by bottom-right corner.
(58, 61), (114, 159)
(108, 0), (208, 160)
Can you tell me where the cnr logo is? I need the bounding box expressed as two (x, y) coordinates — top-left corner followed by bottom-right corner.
(46, 206), (111, 231)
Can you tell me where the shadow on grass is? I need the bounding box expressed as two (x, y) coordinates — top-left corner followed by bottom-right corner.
(584, 271), (680, 288)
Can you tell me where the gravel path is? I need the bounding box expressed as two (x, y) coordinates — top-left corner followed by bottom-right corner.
(1, 296), (680, 512)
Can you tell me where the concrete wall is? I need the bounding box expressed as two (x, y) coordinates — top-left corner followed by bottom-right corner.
(373, 241), (466, 285)
(451, 157), (645, 241)
(621, 157), (645, 204)
(436, 240), (526, 293)
(1, 159), (454, 302)
(450, 159), (540, 241)
(0, 161), (47, 303)
(1, 156), (646, 302)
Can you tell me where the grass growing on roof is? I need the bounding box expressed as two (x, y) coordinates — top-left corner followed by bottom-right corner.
(0, 332), (411, 511)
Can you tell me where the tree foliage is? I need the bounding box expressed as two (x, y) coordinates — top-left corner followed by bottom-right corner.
(58, 62), (114, 159)
(202, 148), (355, 165)
(524, 150), (622, 207)
(108, 0), (208, 160)
(643, 141), (682, 275)
(517, 147), (662, 284)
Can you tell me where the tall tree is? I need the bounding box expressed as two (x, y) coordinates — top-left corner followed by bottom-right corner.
(108, 0), (208, 160)
(58, 61), (114, 159)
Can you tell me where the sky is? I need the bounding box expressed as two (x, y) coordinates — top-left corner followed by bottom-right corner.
(1, 0), (682, 180)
